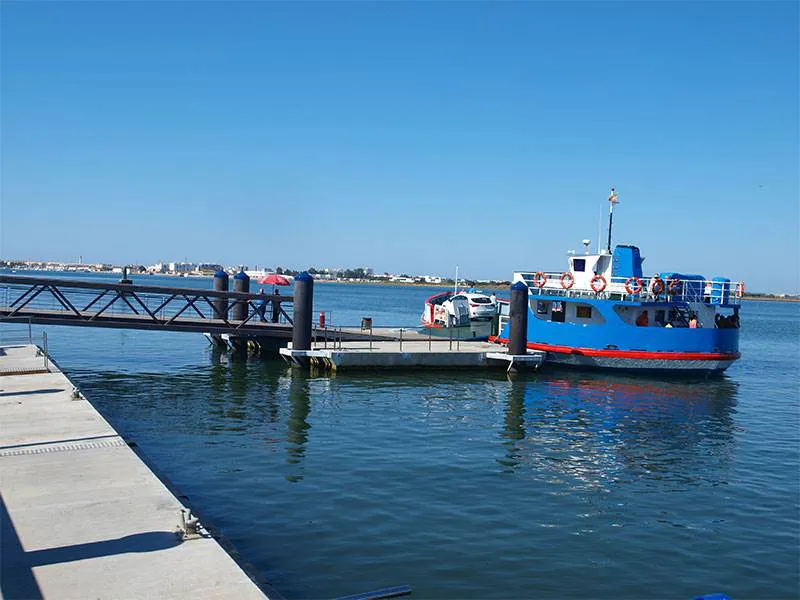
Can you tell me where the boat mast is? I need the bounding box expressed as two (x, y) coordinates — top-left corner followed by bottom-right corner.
(606, 187), (618, 253)
(454, 265), (459, 295)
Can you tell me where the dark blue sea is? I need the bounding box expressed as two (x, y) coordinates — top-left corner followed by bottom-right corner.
(2, 272), (798, 599)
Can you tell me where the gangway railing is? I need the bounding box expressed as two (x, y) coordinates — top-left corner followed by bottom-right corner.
(0, 275), (294, 335)
(515, 272), (744, 305)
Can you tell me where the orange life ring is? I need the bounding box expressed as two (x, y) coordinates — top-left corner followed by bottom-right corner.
(668, 278), (681, 294)
(533, 272), (547, 288)
(560, 272), (574, 289)
(625, 277), (642, 294)
(735, 281), (744, 298)
(625, 277), (643, 295)
(651, 277), (665, 295)
(590, 274), (607, 293)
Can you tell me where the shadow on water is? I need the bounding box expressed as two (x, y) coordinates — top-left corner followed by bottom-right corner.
(497, 370), (739, 488)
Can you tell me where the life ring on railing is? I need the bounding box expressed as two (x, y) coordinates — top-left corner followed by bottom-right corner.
(590, 274), (607, 293)
(651, 277), (665, 295)
(625, 277), (643, 295)
(668, 278), (681, 295)
(735, 281), (744, 298)
(533, 272), (547, 288)
(560, 272), (574, 290)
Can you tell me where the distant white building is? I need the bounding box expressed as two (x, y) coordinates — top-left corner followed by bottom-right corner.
(423, 275), (443, 284)
(169, 262), (196, 274)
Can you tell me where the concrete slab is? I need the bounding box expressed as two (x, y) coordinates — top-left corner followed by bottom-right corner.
(0, 344), (271, 600)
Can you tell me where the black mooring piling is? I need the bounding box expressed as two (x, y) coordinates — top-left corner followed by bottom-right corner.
(213, 270), (229, 320)
(292, 272), (314, 352)
(508, 281), (529, 356)
(231, 269), (250, 321)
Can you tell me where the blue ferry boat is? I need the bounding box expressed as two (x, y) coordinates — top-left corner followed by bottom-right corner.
(494, 192), (743, 373)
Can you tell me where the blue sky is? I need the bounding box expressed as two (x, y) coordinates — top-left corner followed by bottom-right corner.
(2, 1), (797, 292)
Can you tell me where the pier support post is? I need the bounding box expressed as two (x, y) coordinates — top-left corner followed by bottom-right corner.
(231, 269), (250, 321)
(508, 281), (529, 356)
(213, 270), (229, 320)
(292, 272), (314, 353)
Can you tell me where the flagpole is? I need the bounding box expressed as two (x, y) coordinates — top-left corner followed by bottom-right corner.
(606, 187), (617, 253)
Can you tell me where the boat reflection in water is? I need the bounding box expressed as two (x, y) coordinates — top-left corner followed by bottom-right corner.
(499, 372), (738, 489)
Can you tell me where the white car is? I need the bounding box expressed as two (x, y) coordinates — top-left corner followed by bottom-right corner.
(447, 292), (497, 321)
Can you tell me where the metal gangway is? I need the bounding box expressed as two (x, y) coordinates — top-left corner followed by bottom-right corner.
(0, 274), (298, 338)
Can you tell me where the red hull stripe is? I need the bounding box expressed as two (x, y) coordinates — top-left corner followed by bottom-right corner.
(489, 337), (740, 362)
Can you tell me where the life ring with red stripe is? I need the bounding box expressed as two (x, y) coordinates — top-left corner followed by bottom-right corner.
(533, 272), (547, 288)
(735, 281), (744, 298)
(560, 272), (574, 290)
(590, 274), (607, 293)
(625, 277), (643, 295)
(651, 277), (665, 295)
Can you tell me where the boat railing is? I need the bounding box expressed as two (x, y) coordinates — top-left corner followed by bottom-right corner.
(516, 272), (743, 305)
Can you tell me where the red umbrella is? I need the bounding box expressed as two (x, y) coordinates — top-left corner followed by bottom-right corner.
(258, 273), (291, 286)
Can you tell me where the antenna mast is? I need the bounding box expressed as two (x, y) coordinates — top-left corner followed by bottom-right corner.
(606, 187), (619, 253)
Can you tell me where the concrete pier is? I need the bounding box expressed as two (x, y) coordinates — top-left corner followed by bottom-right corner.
(280, 339), (545, 372)
(0, 344), (271, 599)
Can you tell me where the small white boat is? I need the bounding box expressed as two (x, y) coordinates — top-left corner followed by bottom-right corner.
(421, 290), (497, 327)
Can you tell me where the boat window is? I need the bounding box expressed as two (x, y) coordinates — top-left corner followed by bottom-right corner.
(551, 302), (566, 323)
(536, 300), (549, 315)
(576, 305), (592, 319)
(471, 297), (492, 304)
(655, 310), (665, 325)
(573, 259), (586, 272)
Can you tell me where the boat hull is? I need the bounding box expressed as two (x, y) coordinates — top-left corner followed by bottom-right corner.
(537, 345), (737, 373)
(494, 294), (741, 373)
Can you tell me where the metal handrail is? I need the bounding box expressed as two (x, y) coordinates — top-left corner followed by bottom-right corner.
(0, 275), (291, 302)
(516, 272), (743, 304)
(0, 315), (34, 344)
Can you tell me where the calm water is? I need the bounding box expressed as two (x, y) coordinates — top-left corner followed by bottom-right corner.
(2, 275), (799, 599)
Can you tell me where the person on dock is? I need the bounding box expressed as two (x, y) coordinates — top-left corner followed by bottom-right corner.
(257, 288), (268, 322)
(271, 288), (281, 323)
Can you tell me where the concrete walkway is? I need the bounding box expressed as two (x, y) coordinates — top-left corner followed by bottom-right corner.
(0, 344), (269, 600)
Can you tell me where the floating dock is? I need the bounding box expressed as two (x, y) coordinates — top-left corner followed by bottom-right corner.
(280, 339), (545, 372)
(0, 344), (272, 599)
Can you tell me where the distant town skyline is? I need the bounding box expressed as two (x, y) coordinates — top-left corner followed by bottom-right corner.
(1, 258), (508, 287)
(2, 2), (797, 292)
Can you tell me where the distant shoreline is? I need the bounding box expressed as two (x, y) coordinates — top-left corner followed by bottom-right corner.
(742, 295), (800, 303)
(314, 279), (509, 290)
